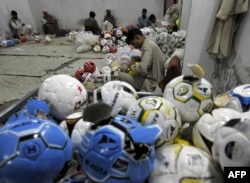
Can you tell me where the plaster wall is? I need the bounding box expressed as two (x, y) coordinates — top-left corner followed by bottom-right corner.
(182, 0), (221, 80)
(210, 9), (250, 94)
(183, 0), (250, 94)
(0, 0), (36, 32)
(180, 0), (191, 31)
(0, 0), (164, 33)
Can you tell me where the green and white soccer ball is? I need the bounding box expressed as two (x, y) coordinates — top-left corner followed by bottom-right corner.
(164, 75), (214, 123)
(126, 96), (182, 146)
(149, 144), (224, 183)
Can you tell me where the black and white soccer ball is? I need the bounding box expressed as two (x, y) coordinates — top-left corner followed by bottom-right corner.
(93, 81), (138, 116)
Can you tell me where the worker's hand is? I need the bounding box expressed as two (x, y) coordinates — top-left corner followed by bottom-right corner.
(41, 19), (47, 24)
(128, 61), (136, 69)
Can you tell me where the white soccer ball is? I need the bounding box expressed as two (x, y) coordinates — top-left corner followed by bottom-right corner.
(102, 45), (110, 53)
(93, 44), (101, 53)
(100, 38), (108, 47)
(45, 35), (52, 43)
(126, 96), (182, 146)
(38, 74), (88, 121)
(100, 65), (111, 75)
(163, 75), (214, 123)
(93, 80), (138, 116)
(192, 108), (241, 154)
(60, 112), (92, 151)
(149, 144), (224, 183)
(115, 29), (123, 38)
(212, 117), (250, 170)
(33, 35), (41, 42)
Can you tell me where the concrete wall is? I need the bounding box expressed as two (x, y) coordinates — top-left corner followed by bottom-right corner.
(182, 0), (221, 80)
(180, 0), (191, 31)
(210, 9), (250, 94)
(0, 0), (165, 32)
(0, 0), (36, 32)
(182, 0), (250, 94)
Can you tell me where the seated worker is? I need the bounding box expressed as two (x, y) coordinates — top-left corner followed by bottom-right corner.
(137, 8), (149, 29)
(41, 9), (58, 35)
(117, 28), (165, 93)
(84, 11), (102, 35)
(148, 14), (162, 28)
(103, 9), (116, 27)
(9, 10), (33, 39)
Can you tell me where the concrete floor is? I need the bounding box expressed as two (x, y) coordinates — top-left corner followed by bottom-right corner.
(0, 37), (107, 112)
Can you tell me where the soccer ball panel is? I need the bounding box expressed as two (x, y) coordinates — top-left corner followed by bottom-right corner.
(138, 97), (163, 110)
(18, 137), (46, 160)
(173, 82), (194, 102)
(0, 133), (19, 166)
(40, 123), (68, 149)
(91, 125), (124, 158)
(84, 151), (110, 182)
(193, 82), (213, 100)
(36, 148), (66, 176)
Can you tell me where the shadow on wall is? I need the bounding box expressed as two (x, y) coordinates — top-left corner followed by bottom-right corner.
(211, 50), (250, 95)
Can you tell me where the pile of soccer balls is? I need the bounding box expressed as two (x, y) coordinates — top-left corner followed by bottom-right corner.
(75, 60), (99, 84)
(2, 72), (250, 182)
(73, 25), (133, 54)
(74, 47), (142, 86)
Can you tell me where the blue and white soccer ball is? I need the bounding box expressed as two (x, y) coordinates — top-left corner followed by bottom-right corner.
(0, 118), (73, 183)
(164, 75), (214, 123)
(78, 115), (162, 183)
(228, 84), (250, 112)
